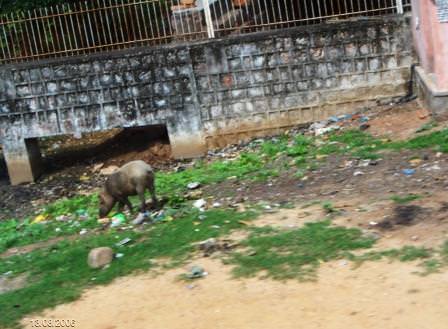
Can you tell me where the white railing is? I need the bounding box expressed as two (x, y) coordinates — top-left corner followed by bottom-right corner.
(0, 0), (411, 63)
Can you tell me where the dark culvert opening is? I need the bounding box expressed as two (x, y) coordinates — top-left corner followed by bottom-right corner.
(40, 124), (172, 174)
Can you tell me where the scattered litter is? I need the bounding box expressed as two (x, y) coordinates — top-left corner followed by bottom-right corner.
(76, 209), (88, 220)
(409, 158), (422, 166)
(115, 253), (124, 259)
(329, 116), (340, 123)
(111, 213), (127, 227)
(353, 171), (365, 176)
(132, 212), (150, 225)
(402, 169), (416, 176)
(193, 199), (207, 210)
(56, 215), (71, 222)
(369, 221), (378, 226)
(93, 163), (104, 171)
(79, 175), (90, 182)
(186, 265), (208, 279)
(98, 217), (111, 225)
(187, 182), (201, 190)
(425, 164), (441, 171)
(212, 202), (222, 208)
(116, 238), (132, 247)
(79, 229), (88, 235)
(32, 214), (48, 224)
(55, 227), (61, 233)
(315, 125), (340, 136)
(359, 123), (370, 131)
(359, 116), (369, 123)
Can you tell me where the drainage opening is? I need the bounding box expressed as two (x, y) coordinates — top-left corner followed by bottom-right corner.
(40, 124), (172, 173)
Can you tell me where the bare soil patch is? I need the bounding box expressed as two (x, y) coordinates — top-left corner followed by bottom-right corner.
(21, 258), (448, 329)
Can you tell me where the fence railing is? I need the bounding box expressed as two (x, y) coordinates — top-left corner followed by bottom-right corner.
(0, 0), (412, 64)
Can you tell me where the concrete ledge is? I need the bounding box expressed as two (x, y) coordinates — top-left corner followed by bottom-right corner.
(416, 66), (448, 120)
(2, 138), (43, 185)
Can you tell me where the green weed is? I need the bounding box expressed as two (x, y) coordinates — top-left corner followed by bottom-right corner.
(390, 194), (422, 204)
(229, 221), (375, 281)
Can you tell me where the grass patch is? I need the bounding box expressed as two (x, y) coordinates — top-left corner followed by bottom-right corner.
(228, 221), (375, 281)
(353, 246), (432, 263)
(322, 201), (338, 214)
(389, 129), (448, 153)
(0, 195), (100, 255)
(390, 194), (422, 204)
(0, 209), (256, 328)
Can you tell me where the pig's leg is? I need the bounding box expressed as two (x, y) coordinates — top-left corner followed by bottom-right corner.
(123, 197), (133, 213)
(117, 196), (133, 213)
(147, 176), (158, 209)
(136, 184), (147, 213)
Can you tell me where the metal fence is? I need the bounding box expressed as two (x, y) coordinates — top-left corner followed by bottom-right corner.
(0, 0), (411, 64)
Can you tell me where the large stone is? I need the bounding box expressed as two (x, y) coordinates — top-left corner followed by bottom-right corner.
(87, 247), (114, 269)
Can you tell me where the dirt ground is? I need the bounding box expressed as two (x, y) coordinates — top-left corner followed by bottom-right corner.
(21, 255), (448, 329)
(3, 100), (448, 328)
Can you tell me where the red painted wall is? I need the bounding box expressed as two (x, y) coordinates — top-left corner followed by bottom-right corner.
(412, 0), (448, 89)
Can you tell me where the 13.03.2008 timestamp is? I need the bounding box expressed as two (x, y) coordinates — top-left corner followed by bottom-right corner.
(29, 319), (76, 328)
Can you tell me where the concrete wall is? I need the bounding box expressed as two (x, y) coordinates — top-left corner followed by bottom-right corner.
(0, 15), (413, 184)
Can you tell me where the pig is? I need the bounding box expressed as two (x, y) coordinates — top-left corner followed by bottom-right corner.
(99, 160), (157, 217)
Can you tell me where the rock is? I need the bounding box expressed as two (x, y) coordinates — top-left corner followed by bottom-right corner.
(198, 238), (217, 251)
(100, 165), (119, 176)
(187, 190), (203, 199)
(88, 247), (114, 269)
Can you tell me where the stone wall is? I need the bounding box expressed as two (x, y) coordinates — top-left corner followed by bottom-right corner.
(0, 15), (413, 184)
(193, 16), (414, 148)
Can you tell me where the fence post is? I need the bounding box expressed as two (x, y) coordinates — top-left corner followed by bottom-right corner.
(202, 0), (215, 38)
(396, 0), (404, 14)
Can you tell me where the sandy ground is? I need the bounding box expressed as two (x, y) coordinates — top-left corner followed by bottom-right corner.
(21, 257), (448, 329)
